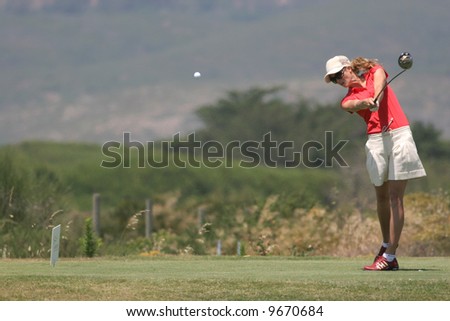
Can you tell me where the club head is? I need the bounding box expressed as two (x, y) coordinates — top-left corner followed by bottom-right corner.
(398, 52), (413, 70)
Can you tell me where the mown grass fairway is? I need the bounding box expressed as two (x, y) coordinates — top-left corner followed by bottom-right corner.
(1, 257), (448, 301)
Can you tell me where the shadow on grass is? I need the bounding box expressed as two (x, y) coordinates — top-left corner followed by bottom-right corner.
(397, 268), (440, 272)
(360, 268), (440, 272)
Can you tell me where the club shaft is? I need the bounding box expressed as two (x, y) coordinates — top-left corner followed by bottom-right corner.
(374, 69), (406, 104)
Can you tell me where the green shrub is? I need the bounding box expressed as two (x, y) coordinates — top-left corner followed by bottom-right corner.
(81, 218), (100, 257)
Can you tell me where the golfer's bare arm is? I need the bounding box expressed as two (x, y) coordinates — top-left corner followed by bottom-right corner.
(341, 69), (386, 112)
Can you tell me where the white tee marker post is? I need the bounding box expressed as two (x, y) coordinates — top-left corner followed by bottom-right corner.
(50, 224), (61, 267)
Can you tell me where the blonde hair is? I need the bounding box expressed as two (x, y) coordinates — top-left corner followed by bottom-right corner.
(351, 57), (380, 74)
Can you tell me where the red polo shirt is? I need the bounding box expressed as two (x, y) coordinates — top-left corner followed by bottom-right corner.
(342, 65), (409, 134)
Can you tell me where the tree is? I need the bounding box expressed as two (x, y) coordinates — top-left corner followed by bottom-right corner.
(411, 121), (449, 158)
(196, 86), (293, 141)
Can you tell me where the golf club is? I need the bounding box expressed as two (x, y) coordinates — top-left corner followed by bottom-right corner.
(373, 52), (413, 105)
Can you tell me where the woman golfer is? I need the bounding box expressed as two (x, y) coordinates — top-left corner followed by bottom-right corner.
(324, 55), (426, 271)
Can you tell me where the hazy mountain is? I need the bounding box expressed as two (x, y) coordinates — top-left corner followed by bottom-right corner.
(1, 0), (449, 144)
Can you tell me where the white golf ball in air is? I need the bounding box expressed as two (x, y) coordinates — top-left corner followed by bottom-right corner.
(194, 72), (201, 78)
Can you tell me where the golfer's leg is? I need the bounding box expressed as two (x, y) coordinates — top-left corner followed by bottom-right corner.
(374, 182), (390, 244)
(386, 180), (408, 254)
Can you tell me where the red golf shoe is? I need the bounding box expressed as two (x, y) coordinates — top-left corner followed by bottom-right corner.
(364, 256), (399, 271)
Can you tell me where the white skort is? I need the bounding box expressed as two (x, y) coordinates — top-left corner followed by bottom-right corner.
(365, 126), (427, 186)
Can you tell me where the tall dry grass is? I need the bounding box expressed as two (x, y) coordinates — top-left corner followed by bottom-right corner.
(239, 191), (449, 257)
(139, 190), (449, 257)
